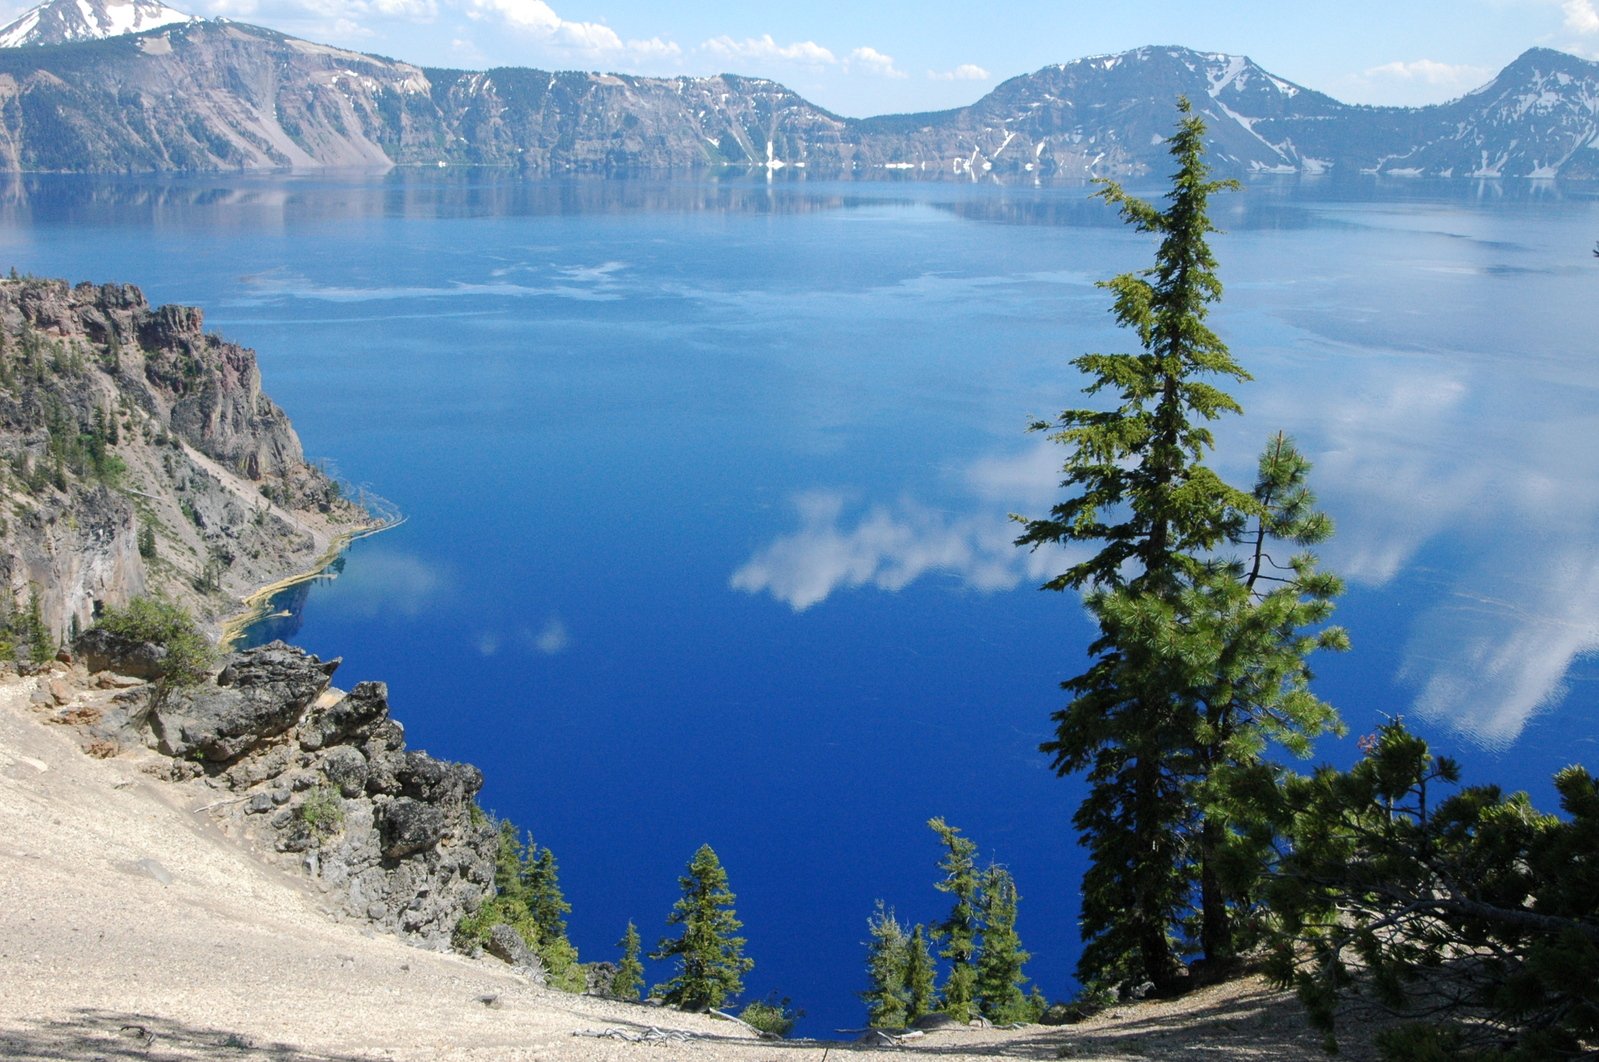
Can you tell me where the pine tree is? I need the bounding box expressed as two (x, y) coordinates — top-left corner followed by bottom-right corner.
(928, 817), (981, 1020)
(492, 819), (527, 901)
(652, 844), (753, 1011)
(1267, 721), (1599, 1057)
(21, 587), (53, 666)
(526, 845), (573, 947)
(862, 901), (911, 1028)
(522, 832), (581, 991)
(613, 921), (644, 1001)
(1016, 100), (1343, 990)
(459, 819), (582, 990)
(974, 866), (1033, 1023)
(904, 924), (939, 1022)
(1188, 432), (1346, 964)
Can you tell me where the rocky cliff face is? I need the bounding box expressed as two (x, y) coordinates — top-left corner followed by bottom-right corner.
(0, 275), (363, 644)
(40, 639), (498, 946)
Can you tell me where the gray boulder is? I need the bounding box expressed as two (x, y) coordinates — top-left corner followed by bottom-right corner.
(152, 642), (338, 762)
(394, 751), (483, 808)
(585, 962), (617, 997)
(216, 641), (339, 709)
(74, 625), (168, 680)
(320, 745), (368, 798)
(299, 681), (389, 751)
(485, 924), (540, 973)
(376, 797), (445, 859)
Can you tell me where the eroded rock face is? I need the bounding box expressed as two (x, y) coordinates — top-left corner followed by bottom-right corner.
(127, 640), (496, 946)
(0, 276), (365, 643)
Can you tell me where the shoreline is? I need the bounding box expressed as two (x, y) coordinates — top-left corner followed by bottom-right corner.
(217, 516), (405, 649)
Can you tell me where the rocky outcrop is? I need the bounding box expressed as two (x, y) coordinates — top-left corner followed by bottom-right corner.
(151, 641), (339, 760)
(0, 276), (366, 644)
(88, 639), (500, 945)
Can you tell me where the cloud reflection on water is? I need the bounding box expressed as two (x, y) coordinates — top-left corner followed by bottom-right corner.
(1285, 356), (1599, 747)
(730, 458), (1074, 612)
(735, 352), (1599, 744)
(314, 549), (452, 618)
(235, 262), (628, 304)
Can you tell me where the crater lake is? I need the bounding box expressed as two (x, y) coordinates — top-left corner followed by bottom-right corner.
(4, 171), (1597, 1034)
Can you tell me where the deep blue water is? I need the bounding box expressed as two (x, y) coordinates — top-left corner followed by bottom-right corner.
(4, 172), (1597, 1034)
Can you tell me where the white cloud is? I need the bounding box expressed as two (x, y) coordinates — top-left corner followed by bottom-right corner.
(195, 0), (436, 22)
(463, 0), (677, 60)
(847, 46), (906, 79)
(1359, 58), (1494, 88)
(367, 0), (436, 16)
(1564, 0), (1599, 34)
(1336, 57), (1496, 105)
(700, 33), (837, 67)
(331, 16), (373, 38)
(929, 63), (990, 82)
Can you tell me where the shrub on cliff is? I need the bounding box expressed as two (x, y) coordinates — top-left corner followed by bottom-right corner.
(81, 596), (212, 688)
(454, 818), (585, 991)
(739, 994), (802, 1037)
(1267, 720), (1599, 1057)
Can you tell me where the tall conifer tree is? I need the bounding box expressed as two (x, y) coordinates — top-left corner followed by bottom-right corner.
(652, 844), (753, 1011)
(928, 817), (981, 1020)
(974, 866), (1032, 1023)
(1017, 100), (1343, 989)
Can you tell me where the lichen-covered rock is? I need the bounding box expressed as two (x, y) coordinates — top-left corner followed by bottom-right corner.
(376, 797), (446, 859)
(320, 745), (368, 798)
(73, 626), (168, 680)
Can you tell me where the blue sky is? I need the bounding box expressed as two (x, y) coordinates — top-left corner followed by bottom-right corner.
(11, 0), (1599, 115)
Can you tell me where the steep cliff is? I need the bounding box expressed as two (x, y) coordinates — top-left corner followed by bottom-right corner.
(0, 275), (366, 645)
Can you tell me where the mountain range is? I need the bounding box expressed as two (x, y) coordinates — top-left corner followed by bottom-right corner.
(0, 2), (1595, 178)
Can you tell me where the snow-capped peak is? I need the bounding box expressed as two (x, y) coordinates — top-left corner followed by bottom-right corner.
(0, 0), (196, 48)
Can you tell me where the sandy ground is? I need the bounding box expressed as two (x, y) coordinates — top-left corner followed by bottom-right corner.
(0, 671), (1340, 1061)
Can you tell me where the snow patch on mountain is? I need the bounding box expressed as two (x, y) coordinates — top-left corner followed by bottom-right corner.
(0, 0), (195, 48)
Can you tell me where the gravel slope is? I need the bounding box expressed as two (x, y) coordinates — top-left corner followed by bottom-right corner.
(0, 669), (1336, 1061)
